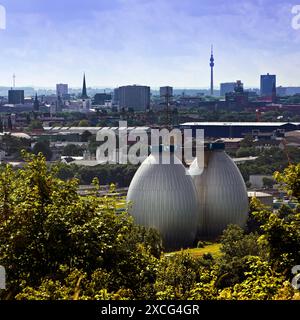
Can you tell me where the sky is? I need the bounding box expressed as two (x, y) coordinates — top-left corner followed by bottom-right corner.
(0, 0), (300, 89)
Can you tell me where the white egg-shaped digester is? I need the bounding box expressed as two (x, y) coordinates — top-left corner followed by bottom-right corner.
(189, 143), (249, 238)
(127, 147), (198, 249)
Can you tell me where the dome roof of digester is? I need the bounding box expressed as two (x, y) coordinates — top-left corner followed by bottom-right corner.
(127, 148), (198, 249)
(189, 145), (249, 238)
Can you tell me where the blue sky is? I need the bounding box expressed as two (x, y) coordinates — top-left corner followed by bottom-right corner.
(0, 0), (299, 88)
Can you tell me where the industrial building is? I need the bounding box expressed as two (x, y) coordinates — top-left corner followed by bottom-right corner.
(127, 146), (198, 249)
(127, 142), (249, 249)
(189, 143), (249, 239)
(180, 122), (300, 139)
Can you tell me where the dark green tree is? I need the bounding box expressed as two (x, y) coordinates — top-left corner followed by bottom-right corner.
(32, 142), (53, 161)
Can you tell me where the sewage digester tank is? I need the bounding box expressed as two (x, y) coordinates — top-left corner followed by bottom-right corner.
(127, 146), (198, 249)
(189, 142), (249, 239)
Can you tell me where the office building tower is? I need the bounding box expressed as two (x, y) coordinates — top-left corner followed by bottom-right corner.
(8, 89), (25, 104)
(260, 73), (276, 97)
(118, 85), (150, 111)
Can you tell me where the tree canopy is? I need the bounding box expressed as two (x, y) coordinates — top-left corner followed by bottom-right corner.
(0, 154), (300, 300)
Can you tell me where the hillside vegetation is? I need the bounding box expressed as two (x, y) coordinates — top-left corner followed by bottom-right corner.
(0, 152), (300, 300)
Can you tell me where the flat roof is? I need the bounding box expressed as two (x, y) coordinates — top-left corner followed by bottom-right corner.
(248, 191), (273, 197)
(180, 122), (300, 127)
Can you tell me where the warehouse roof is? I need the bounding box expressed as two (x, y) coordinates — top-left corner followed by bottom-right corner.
(180, 122), (300, 127)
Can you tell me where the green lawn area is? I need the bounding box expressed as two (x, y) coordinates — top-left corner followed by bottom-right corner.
(168, 243), (221, 258)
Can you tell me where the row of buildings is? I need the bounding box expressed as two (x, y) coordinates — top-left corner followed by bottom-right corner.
(2, 72), (300, 114)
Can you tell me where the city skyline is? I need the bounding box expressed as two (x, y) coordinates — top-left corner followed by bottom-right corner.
(0, 0), (300, 88)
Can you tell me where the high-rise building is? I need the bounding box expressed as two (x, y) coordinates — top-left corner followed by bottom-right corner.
(56, 84), (68, 97)
(118, 85), (150, 111)
(220, 82), (237, 96)
(260, 73), (276, 97)
(8, 89), (25, 104)
(210, 46), (215, 96)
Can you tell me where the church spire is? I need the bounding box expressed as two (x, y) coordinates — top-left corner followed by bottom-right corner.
(81, 73), (89, 99)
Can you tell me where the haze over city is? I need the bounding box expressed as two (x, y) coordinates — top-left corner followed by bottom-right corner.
(0, 0), (300, 88)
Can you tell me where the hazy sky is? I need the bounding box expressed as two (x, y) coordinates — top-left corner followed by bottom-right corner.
(0, 0), (300, 88)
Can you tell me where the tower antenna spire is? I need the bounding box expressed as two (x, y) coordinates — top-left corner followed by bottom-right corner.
(13, 73), (16, 88)
(209, 45), (215, 96)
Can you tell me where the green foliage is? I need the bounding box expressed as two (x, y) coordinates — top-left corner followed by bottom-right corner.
(32, 142), (53, 160)
(81, 130), (93, 142)
(218, 257), (286, 300)
(220, 225), (262, 259)
(0, 135), (31, 159)
(274, 163), (300, 201)
(55, 163), (138, 187)
(155, 253), (213, 300)
(215, 225), (264, 288)
(28, 120), (43, 131)
(0, 153), (162, 300)
(238, 146), (300, 182)
(251, 164), (300, 272)
(262, 177), (275, 189)
(1, 154), (300, 300)
(62, 144), (85, 157)
(78, 120), (89, 127)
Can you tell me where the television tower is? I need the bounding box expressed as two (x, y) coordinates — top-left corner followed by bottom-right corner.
(210, 45), (214, 96)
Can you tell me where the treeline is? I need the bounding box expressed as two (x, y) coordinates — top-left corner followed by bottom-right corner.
(56, 146), (300, 187)
(238, 146), (300, 182)
(56, 163), (138, 187)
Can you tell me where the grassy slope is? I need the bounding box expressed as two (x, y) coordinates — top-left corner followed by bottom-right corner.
(169, 243), (221, 258)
